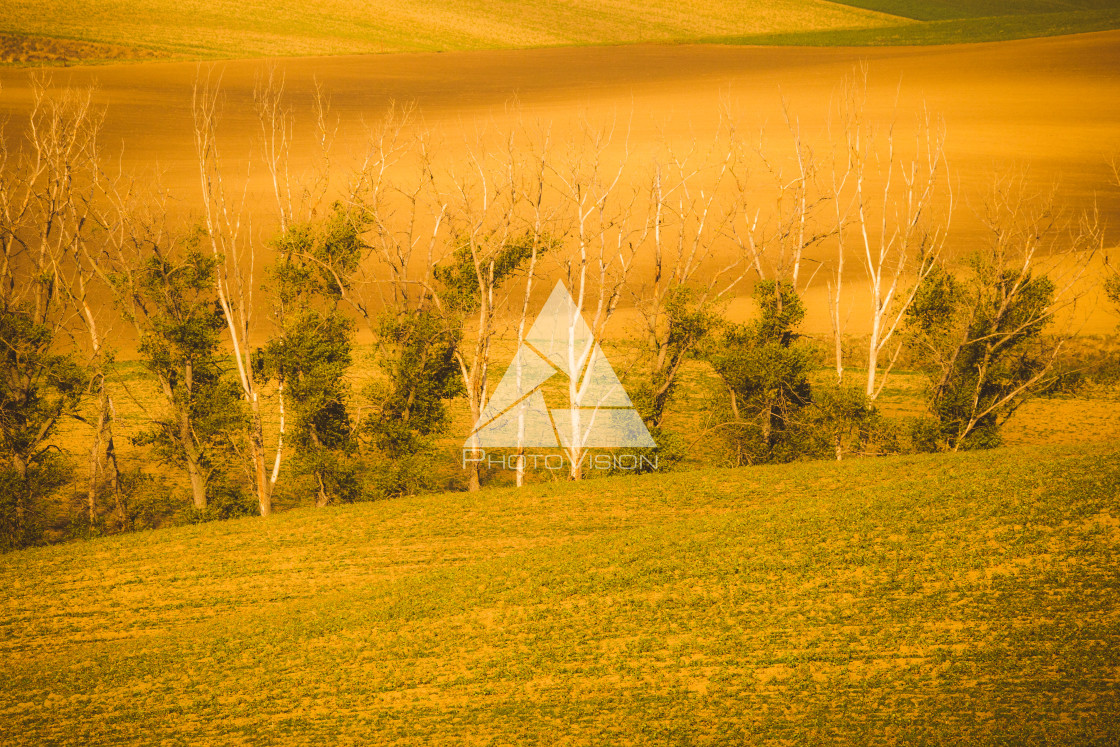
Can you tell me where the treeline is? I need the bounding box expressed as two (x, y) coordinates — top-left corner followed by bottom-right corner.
(1, 71), (1117, 550)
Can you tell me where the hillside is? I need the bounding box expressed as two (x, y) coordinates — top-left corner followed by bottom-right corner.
(2, 442), (1118, 744)
(3, 0), (1120, 65)
(0, 0), (903, 64)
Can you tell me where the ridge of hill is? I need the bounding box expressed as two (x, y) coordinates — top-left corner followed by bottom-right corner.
(3, 0), (1120, 66)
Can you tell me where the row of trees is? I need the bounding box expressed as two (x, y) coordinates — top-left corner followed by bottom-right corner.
(0, 70), (1113, 549)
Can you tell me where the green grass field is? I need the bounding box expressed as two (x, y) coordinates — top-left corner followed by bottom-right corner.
(703, 7), (1120, 47)
(1, 441), (1118, 743)
(3, 0), (1120, 65)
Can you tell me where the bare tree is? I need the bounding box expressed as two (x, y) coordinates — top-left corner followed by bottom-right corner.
(444, 125), (554, 491)
(548, 116), (645, 480)
(47, 127), (127, 526)
(509, 120), (561, 488)
(844, 81), (952, 400)
(823, 73), (868, 388)
(343, 105), (446, 331)
(254, 65), (337, 231)
(252, 65), (340, 502)
(192, 67), (277, 516)
(0, 78), (116, 533)
(726, 102), (834, 292)
(630, 122), (745, 432)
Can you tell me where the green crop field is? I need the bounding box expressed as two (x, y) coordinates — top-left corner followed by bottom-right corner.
(1, 441), (1118, 743)
(705, 5), (1120, 47)
(3, 0), (1120, 66)
(839, 0), (1120, 20)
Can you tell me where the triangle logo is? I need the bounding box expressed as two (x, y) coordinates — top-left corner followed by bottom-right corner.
(466, 281), (656, 450)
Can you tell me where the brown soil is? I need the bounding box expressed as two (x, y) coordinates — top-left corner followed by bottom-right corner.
(0, 32), (1118, 331)
(0, 33), (168, 64)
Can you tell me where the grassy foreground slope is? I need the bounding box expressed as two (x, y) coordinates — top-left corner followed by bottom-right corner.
(4, 0), (1120, 65)
(2, 443), (1119, 744)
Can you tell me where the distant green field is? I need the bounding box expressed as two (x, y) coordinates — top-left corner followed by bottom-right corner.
(839, 0), (1120, 21)
(707, 7), (1120, 46)
(2, 0), (1120, 66)
(1, 441), (1118, 743)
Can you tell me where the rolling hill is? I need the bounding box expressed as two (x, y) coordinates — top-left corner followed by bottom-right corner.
(3, 0), (1120, 65)
(2, 441), (1118, 744)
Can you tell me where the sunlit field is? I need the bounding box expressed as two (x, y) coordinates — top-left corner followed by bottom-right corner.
(3, 2), (1120, 744)
(2, 441), (1119, 744)
(3, 30), (1119, 271)
(0, 0), (896, 63)
(3, 1), (1120, 65)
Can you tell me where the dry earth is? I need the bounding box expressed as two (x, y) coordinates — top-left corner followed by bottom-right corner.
(1, 31), (1119, 333)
